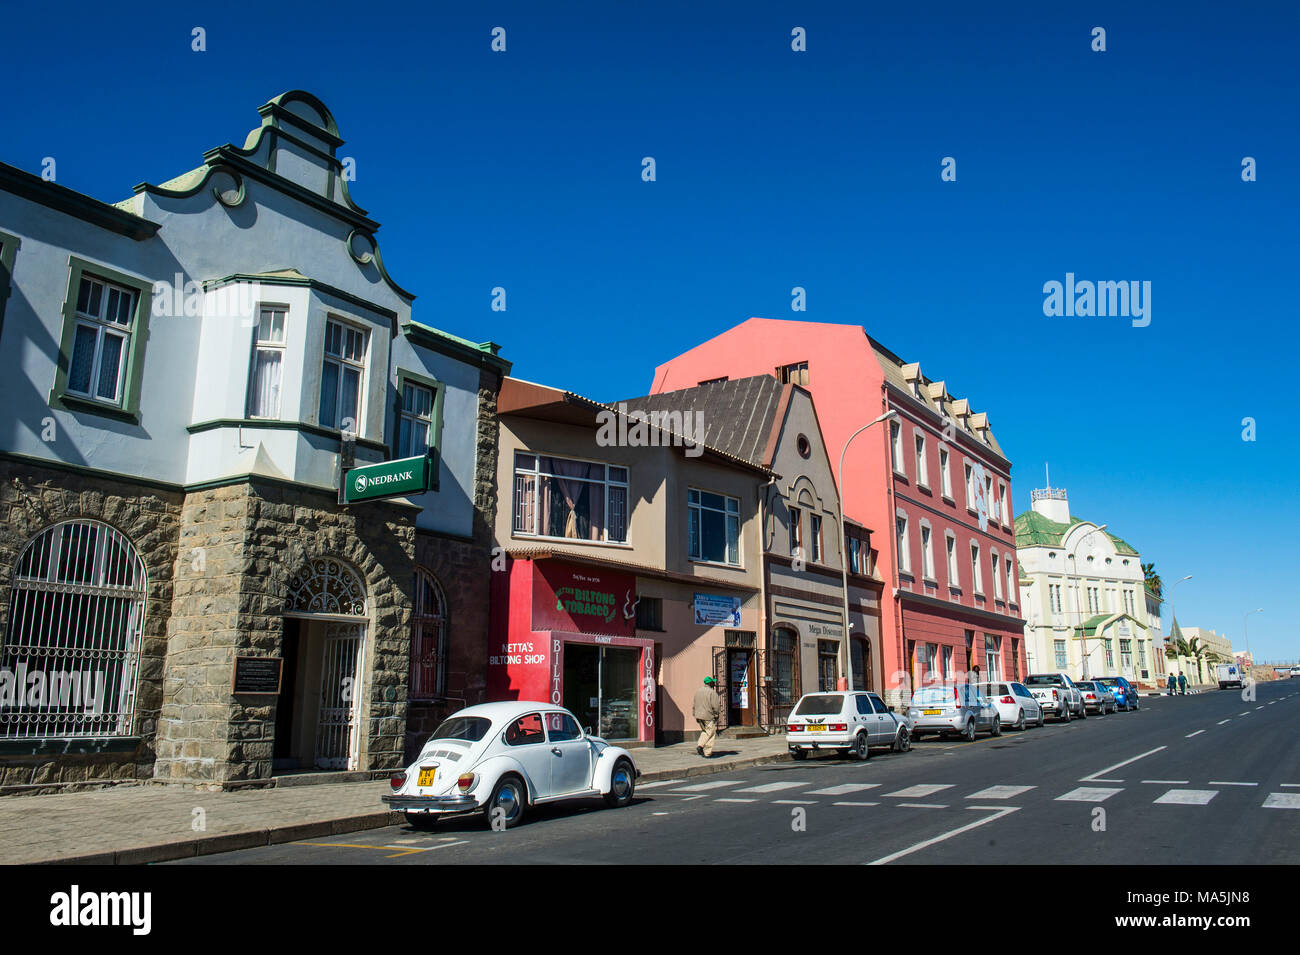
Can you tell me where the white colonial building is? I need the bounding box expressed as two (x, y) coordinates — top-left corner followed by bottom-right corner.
(0, 91), (510, 792)
(1014, 485), (1165, 689)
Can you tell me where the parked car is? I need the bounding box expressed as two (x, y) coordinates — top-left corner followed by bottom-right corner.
(1291, 666), (1300, 679)
(1093, 675), (1140, 711)
(786, 690), (911, 760)
(1075, 681), (1117, 715)
(974, 681), (1044, 731)
(907, 683), (1001, 741)
(1024, 672), (1084, 722)
(384, 702), (639, 829)
(1215, 663), (1244, 690)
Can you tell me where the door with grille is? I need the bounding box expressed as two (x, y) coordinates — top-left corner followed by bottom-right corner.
(315, 623), (365, 769)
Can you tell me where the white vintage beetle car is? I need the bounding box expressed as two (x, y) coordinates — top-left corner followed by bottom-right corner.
(384, 701), (640, 829)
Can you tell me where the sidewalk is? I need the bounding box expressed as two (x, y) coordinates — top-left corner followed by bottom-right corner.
(1, 734), (790, 865)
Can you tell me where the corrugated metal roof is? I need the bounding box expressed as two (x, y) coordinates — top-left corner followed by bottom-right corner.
(617, 375), (784, 467)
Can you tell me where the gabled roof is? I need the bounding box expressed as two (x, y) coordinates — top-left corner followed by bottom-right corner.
(618, 375), (784, 467)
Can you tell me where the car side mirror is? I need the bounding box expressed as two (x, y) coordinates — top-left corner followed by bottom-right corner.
(887, 706), (895, 713)
(584, 726), (593, 736)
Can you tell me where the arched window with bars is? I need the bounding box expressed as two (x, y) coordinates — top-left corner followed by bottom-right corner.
(409, 568), (447, 700)
(0, 520), (146, 739)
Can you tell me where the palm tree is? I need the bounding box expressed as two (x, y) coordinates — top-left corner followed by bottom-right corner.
(1142, 562), (1163, 600)
(1187, 637), (1210, 684)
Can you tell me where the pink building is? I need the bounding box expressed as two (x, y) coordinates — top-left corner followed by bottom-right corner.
(653, 318), (1026, 705)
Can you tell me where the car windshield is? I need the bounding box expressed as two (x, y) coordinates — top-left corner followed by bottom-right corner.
(794, 695), (846, 715)
(430, 716), (492, 742)
(1095, 678), (1118, 685)
(912, 687), (951, 705)
(1025, 675), (1062, 686)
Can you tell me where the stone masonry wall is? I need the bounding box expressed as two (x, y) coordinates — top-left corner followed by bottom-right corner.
(154, 479), (416, 786)
(0, 459), (182, 793)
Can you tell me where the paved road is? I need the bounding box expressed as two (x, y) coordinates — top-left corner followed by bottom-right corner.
(176, 679), (1300, 865)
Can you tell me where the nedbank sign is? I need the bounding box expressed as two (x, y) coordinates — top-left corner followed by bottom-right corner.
(344, 454), (431, 503)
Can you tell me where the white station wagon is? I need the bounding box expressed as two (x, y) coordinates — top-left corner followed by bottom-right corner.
(384, 701), (640, 829)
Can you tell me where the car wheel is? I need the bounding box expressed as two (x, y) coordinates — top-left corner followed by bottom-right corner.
(851, 732), (871, 761)
(1060, 707), (1072, 723)
(403, 812), (438, 831)
(1014, 709), (1026, 731)
(990, 716), (1002, 737)
(485, 774), (526, 830)
(603, 758), (636, 808)
(963, 719), (976, 742)
(790, 747), (808, 761)
(894, 727), (911, 753)
(1078, 704), (1087, 719)
(1036, 710), (1045, 728)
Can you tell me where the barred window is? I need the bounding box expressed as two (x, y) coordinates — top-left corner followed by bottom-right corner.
(0, 521), (146, 739)
(409, 568), (447, 700)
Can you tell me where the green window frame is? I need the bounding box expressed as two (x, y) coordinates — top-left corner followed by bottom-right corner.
(394, 368), (445, 491)
(0, 229), (20, 344)
(49, 256), (153, 424)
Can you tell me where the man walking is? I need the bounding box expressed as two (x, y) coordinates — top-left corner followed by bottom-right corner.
(1167, 672), (1177, 696)
(694, 676), (722, 757)
(1178, 672), (1188, 695)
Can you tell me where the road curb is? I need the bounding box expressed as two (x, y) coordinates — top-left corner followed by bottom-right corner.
(24, 750), (790, 865)
(29, 810), (404, 866)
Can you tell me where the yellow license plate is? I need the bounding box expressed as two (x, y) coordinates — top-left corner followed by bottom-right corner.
(807, 725), (827, 732)
(417, 767), (436, 787)
(923, 709), (941, 715)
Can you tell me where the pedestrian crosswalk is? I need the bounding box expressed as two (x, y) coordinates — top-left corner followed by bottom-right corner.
(651, 776), (1298, 812)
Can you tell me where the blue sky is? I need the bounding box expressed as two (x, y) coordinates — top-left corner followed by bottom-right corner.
(3, 1), (1297, 660)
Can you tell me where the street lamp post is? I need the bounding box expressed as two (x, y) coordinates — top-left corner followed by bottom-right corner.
(1068, 524), (1106, 680)
(1243, 608), (1262, 667)
(837, 409), (898, 692)
(1167, 574), (1193, 679)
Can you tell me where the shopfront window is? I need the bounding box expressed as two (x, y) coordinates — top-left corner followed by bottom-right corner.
(772, 627), (798, 706)
(512, 453), (628, 543)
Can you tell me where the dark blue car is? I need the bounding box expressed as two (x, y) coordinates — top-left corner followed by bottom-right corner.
(1094, 676), (1139, 711)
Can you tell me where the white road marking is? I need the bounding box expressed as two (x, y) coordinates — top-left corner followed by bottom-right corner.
(636, 779), (686, 790)
(1239, 712), (1250, 716)
(1057, 786), (1123, 802)
(965, 785), (1035, 800)
(1080, 746), (1166, 782)
(833, 801), (880, 806)
(1209, 781), (1258, 786)
(867, 806), (1020, 865)
(671, 779), (748, 792)
(1154, 789), (1218, 806)
(713, 798), (756, 803)
(806, 783), (882, 796)
(1185, 730), (1206, 738)
(1263, 793), (1300, 809)
(896, 803), (948, 809)
(773, 799), (818, 805)
(1256, 706), (1265, 711)
(1280, 784), (1300, 788)
(735, 780), (811, 794)
(1217, 719), (1231, 725)
(681, 795), (706, 801)
(1141, 780), (1189, 785)
(884, 784), (954, 799)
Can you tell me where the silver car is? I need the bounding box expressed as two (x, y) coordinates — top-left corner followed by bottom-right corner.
(974, 681), (1044, 731)
(908, 683), (1002, 742)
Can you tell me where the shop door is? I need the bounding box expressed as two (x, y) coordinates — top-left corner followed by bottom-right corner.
(563, 644), (641, 741)
(315, 623), (365, 770)
(727, 648), (755, 726)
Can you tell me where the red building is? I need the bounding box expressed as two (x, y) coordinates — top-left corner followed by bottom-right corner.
(653, 318), (1026, 705)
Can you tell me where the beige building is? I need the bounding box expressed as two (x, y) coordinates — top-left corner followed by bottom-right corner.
(1166, 624), (1235, 686)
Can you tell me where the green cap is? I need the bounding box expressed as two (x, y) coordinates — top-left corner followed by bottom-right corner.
(704, 677), (716, 685)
